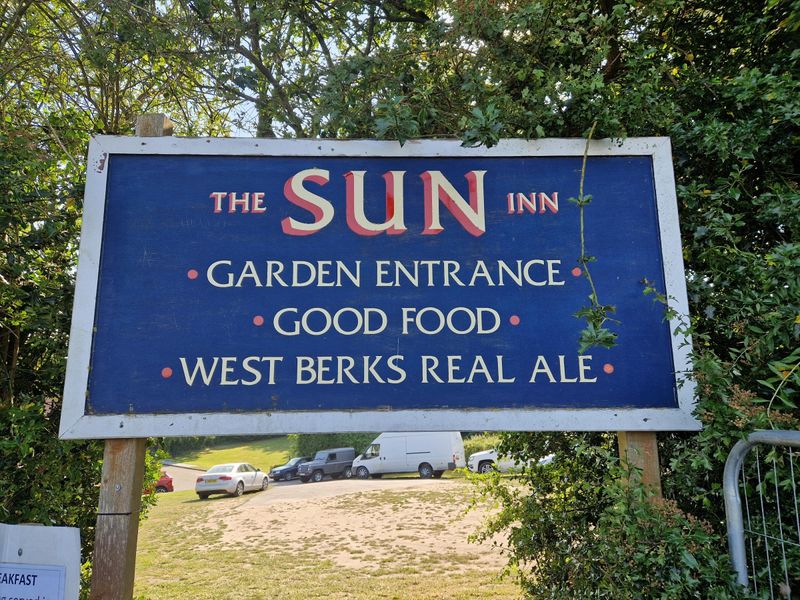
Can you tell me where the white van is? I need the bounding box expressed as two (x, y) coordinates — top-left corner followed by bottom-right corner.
(352, 432), (465, 479)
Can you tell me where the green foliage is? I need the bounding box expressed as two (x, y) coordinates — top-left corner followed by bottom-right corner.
(472, 434), (749, 599)
(159, 435), (284, 457)
(0, 404), (164, 557)
(561, 485), (748, 599)
(0, 76), (101, 571)
(141, 444), (168, 519)
(460, 104), (503, 148)
(160, 436), (219, 456)
(375, 96), (422, 143)
(759, 348), (800, 419)
(0, 402), (102, 549)
(80, 561), (92, 600)
(292, 433), (379, 457)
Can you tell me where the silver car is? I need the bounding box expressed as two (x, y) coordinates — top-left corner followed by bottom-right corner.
(195, 463), (268, 499)
(467, 450), (554, 473)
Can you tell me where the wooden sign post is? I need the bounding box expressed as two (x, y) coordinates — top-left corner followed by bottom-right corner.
(89, 115), (172, 600)
(618, 431), (663, 499)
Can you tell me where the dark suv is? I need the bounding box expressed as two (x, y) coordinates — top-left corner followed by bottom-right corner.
(297, 447), (356, 483)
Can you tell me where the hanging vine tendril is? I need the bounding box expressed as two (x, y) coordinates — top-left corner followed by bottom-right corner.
(571, 122), (619, 353)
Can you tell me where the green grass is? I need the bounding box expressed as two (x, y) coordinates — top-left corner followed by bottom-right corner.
(168, 436), (293, 470)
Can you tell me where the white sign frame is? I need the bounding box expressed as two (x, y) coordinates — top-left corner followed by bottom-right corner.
(60, 136), (699, 439)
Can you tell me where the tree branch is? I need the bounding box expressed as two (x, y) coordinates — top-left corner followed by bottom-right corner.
(599, 0), (623, 83)
(234, 44), (305, 135)
(0, 0), (34, 54)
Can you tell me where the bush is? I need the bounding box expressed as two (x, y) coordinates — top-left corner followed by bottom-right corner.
(471, 438), (750, 599)
(160, 436), (217, 456)
(160, 435), (286, 457)
(0, 401), (102, 556)
(562, 488), (749, 599)
(291, 433), (378, 457)
(0, 402), (163, 558)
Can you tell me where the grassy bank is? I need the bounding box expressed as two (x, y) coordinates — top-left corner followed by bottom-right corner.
(167, 436), (293, 470)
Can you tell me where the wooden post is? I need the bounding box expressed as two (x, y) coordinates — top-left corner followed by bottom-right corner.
(135, 113), (174, 137)
(90, 114), (173, 600)
(617, 431), (662, 499)
(89, 439), (147, 599)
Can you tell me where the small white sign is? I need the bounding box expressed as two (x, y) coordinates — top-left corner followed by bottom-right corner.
(0, 562), (66, 599)
(0, 524), (79, 600)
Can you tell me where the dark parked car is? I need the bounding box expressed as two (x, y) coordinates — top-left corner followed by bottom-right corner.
(269, 456), (311, 481)
(296, 448), (355, 483)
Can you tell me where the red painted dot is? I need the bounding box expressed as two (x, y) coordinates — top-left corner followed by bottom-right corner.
(161, 367), (173, 378)
(187, 269), (199, 280)
(603, 363), (615, 374)
(571, 267), (583, 277)
(509, 315), (521, 326)
(253, 315), (265, 326)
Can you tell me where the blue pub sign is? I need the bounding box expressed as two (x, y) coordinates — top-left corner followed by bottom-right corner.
(59, 137), (698, 438)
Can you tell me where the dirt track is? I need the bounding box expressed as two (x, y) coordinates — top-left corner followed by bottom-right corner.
(183, 475), (508, 573)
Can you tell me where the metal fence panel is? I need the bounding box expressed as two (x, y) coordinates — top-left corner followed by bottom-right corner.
(724, 430), (800, 598)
